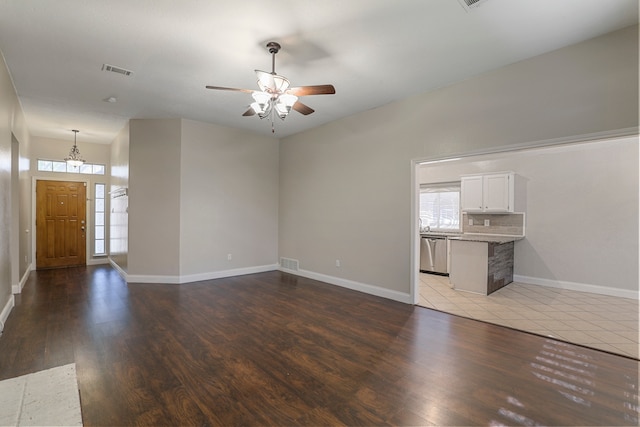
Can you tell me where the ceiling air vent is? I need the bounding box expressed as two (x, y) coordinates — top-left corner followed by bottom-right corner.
(457, 0), (490, 12)
(102, 63), (133, 77)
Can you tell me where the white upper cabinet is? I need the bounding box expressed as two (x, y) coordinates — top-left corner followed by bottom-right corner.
(461, 172), (514, 213)
(460, 175), (484, 212)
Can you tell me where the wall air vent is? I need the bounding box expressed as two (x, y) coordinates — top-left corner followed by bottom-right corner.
(457, 0), (490, 12)
(280, 257), (299, 271)
(102, 64), (133, 76)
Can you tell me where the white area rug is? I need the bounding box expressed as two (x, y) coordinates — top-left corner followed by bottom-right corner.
(0, 363), (82, 426)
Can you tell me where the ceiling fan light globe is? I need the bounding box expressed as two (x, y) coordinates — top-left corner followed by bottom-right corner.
(275, 103), (288, 115)
(250, 102), (264, 114)
(278, 93), (298, 108)
(252, 91), (271, 105)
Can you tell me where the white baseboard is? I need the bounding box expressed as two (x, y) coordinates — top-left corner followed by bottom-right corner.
(108, 257), (127, 279)
(87, 258), (110, 266)
(514, 275), (639, 300)
(0, 294), (15, 331)
(123, 264), (280, 284)
(281, 268), (413, 304)
(177, 264), (280, 284)
(12, 264), (32, 294)
(125, 274), (181, 284)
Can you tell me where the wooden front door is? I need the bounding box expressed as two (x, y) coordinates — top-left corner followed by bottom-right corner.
(36, 180), (87, 269)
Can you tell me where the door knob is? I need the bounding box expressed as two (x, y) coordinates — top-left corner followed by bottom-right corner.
(81, 226), (85, 230)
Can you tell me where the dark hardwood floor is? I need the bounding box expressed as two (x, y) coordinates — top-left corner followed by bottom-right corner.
(0, 266), (638, 426)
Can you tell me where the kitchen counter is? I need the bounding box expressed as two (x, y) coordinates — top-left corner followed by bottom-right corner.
(419, 232), (523, 290)
(449, 239), (516, 295)
(448, 234), (524, 244)
(419, 231), (460, 237)
(420, 232), (523, 244)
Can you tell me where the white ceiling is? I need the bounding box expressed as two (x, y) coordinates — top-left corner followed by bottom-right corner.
(0, 0), (637, 144)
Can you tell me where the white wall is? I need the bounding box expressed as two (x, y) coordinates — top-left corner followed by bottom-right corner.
(179, 120), (279, 278)
(419, 137), (639, 296)
(279, 25), (639, 302)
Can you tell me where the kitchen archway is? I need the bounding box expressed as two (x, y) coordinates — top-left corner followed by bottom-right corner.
(411, 133), (639, 359)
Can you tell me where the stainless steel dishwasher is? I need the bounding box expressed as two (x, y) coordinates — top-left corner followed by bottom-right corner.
(420, 235), (448, 274)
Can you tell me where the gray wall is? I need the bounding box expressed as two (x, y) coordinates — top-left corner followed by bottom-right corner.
(128, 119), (182, 277)
(179, 119), (279, 277)
(419, 137), (638, 295)
(0, 53), (13, 313)
(122, 118), (279, 281)
(109, 123), (129, 273)
(18, 133), (30, 283)
(11, 84), (30, 293)
(279, 25), (638, 299)
(0, 51), (31, 324)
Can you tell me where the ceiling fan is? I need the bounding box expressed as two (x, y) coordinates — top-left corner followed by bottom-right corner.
(206, 42), (336, 133)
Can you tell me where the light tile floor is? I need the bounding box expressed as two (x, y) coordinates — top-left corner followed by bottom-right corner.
(419, 273), (639, 359)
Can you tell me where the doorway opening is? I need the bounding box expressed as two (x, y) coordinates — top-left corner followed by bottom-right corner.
(410, 132), (639, 359)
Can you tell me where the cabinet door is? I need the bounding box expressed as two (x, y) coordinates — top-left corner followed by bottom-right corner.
(483, 173), (511, 212)
(461, 176), (483, 212)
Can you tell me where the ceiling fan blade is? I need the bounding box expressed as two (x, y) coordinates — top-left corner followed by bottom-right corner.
(242, 108), (256, 117)
(205, 85), (254, 93)
(292, 101), (315, 115)
(287, 85), (336, 96)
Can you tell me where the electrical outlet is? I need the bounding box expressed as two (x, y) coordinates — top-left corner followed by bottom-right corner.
(227, 253), (232, 261)
(484, 219), (490, 227)
(468, 219), (473, 226)
(335, 259), (341, 267)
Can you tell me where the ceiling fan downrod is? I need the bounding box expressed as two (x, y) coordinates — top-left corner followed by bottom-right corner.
(266, 42), (281, 74)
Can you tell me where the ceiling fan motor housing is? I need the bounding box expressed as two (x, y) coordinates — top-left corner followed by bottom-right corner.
(266, 42), (281, 54)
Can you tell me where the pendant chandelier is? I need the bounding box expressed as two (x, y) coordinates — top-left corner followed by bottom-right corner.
(64, 129), (85, 168)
